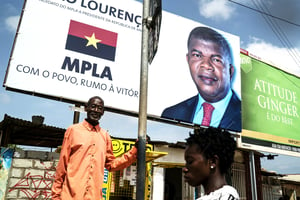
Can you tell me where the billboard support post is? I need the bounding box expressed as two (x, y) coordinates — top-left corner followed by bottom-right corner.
(249, 151), (258, 200)
(73, 104), (80, 124)
(137, 0), (150, 199)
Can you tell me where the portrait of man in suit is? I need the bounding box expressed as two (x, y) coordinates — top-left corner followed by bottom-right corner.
(161, 26), (241, 132)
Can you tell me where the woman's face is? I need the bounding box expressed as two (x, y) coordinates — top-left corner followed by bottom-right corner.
(183, 144), (211, 187)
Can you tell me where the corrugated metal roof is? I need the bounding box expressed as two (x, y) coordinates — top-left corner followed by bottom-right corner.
(0, 114), (65, 148)
(279, 174), (300, 183)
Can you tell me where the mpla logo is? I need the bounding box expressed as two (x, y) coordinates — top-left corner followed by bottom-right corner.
(65, 20), (118, 61)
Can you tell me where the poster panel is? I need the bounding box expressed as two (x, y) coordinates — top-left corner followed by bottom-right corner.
(240, 52), (300, 156)
(0, 148), (14, 200)
(4, 0), (240, 131)
(148, 12), (241, 132)
(5, 0), (143, 112)
(101, 139), (152, 200)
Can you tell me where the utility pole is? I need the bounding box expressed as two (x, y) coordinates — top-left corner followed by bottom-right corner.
(136, 0), (161, 199)
(136, 0), (150, 198)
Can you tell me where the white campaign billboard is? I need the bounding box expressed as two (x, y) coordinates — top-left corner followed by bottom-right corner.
(5, 0), (240, 130)
(5, 0), (143, 112)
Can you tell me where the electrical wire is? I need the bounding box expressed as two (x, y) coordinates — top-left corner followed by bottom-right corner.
(229, 0), (300, 69)
(253, 0), (300, 67)
(228, 0), (300, 27)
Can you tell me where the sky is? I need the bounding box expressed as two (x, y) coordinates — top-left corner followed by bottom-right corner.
(1, 0), (300, 174)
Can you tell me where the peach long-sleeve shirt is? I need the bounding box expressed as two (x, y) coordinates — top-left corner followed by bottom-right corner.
(51, 120), (137, 200)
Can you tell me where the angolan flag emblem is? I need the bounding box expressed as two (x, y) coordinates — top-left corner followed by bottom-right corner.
(65, 20), (118, 61)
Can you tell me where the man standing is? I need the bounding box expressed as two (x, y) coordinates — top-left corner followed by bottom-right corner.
(52, 96), (138, 200)
(161, 26), (241, 132)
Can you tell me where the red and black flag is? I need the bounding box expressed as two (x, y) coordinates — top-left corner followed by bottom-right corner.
(66, 20), (118, 61)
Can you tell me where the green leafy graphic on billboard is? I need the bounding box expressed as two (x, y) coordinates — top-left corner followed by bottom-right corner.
(240, 54), (252, 74)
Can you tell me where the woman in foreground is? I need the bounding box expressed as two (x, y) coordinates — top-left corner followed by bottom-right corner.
(183, 127), (239, 200)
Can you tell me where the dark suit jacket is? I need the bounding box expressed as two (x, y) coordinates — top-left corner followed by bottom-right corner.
(161, 91), (241, 132)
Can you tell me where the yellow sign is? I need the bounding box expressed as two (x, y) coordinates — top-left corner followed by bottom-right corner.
(102, 139), (154, 200)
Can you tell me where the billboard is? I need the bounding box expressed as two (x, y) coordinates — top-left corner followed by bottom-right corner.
(4, 0), (240, 131)
(240, 50), (300, 156)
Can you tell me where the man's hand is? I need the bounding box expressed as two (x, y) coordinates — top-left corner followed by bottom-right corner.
(134, 135), (150, 148)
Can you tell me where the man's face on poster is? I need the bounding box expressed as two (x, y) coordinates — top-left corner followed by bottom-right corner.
(186, 37), (234, 103)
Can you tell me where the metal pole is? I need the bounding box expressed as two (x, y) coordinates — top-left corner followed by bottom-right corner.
(136, 0), (150, 199)
(249, 151), (258, 200)
(73, 104), (80, 124)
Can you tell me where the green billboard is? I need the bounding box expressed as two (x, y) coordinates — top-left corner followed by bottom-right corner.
(240, 52), (300, 155)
